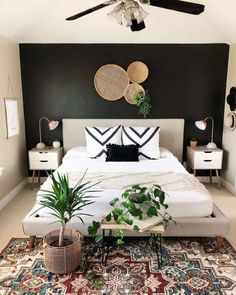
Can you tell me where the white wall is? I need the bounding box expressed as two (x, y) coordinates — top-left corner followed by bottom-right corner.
(0, 35), (27, 201)
(222, 43), (236, 193)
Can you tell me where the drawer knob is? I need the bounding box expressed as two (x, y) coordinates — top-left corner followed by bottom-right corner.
(40, 160), (48, 162)
(39, 152), (48, 154)
(204, 151), (212, 153)
(204, 160), (212, 162)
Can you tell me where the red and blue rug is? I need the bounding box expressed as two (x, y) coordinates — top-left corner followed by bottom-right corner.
(0, 237), (236, 294)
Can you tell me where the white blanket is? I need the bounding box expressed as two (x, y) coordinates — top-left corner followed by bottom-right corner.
(41, 171), (209, 195)
(37, 147), (213, 218)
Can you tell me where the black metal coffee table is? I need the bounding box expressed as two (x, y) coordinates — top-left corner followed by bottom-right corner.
(100, 222), (165, 268)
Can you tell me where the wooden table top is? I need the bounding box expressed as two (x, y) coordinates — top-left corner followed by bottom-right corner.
(101, 220), (165, 234)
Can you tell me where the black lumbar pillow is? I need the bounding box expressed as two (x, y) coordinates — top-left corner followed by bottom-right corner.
(106, 144), (139, 162)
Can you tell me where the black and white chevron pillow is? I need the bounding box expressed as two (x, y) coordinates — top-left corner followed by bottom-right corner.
(85, 126), (122, 158)
(122, 126), (160, 159)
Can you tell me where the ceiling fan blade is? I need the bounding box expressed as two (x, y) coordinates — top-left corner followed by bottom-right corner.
(140, 0), (204, 15)
(66, 1), (114, 21)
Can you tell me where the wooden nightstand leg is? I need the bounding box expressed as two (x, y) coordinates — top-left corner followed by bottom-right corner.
(29, 236), (36, 249)
(31, 170), (36, 190)
(216, 169), (221, 189)
(216, 236), (223, 250)
(210, 170), (212, 183)
(38, 170), (40, 184)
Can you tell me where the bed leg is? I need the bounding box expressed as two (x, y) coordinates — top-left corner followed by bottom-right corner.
(29, 236), (36, 249)
(216, 236), (223, 250)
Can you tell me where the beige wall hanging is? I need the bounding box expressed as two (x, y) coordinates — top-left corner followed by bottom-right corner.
(94, 64), (129, 101)
(4, 98), (19, 138)
(4, 76), (19, 138)
(127, 61), (149, 83)
(94, 61), (151, 118)
(124, 83), (144, 104)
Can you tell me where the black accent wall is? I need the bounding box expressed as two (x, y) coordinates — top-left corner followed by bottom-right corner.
(20, 44), (229, 159)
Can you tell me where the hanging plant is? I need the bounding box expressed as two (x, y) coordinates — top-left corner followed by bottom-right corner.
(133, 89), (151, 118)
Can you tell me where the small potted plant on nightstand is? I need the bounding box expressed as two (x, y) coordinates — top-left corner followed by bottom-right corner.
(36, 172), (98, 274)
(52, 140), (61, 148)
(190, 137), (198, 149)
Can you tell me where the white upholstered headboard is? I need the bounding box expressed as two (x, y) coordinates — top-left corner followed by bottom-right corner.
(63, 118), (185, 162)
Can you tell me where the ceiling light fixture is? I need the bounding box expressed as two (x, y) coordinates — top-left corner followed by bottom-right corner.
(66, 0), (205, 31)
(108, 0), (148, 30)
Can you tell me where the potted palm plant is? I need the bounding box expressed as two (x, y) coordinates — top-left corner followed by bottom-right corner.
(37, 172), (98, 274)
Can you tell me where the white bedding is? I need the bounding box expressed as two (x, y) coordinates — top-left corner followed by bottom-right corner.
(61, 147), (184, 173)
(39, 146), (213, 217)
(22, 147), (213, 237)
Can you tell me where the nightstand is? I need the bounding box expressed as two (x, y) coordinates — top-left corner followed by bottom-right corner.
(187, 146), (223, 188)
(28, 147), (63, 188)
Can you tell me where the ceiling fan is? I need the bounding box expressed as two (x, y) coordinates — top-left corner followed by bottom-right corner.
(66, 0), (205, 32)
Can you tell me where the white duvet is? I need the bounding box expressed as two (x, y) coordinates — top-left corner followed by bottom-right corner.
(39, 147), (213, 218)
(22, 147), (213, 237)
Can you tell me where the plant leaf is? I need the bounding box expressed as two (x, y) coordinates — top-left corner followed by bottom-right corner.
(147, 206), (157, 217)
(133, 225), (140, 231)
(117, 239), (124, 245)
(105, 213), (112, 222)
(113, 208), (123, 216)
(109, 198), (119, 206)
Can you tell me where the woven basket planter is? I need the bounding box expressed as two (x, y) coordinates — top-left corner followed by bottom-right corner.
(43, 229), (82, 274)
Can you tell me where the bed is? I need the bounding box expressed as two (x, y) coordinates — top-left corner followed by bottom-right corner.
(22, 119), (229, 248)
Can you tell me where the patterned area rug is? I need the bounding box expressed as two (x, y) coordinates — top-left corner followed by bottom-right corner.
(0, 237), (236, 294)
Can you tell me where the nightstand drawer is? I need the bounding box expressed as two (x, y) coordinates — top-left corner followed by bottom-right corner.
(28, 147), (63, 171)
(29, 151), (58, 162)
(187, 145), (223, 188)
(194, 151), (222, 161)
(194, 159), (222, 169)
(29, 160), (59, 170)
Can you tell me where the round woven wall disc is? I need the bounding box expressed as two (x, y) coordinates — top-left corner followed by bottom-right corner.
(127, 61), (149, 83)
(94, 64), (129, 101)
(124, 83), (144, 104)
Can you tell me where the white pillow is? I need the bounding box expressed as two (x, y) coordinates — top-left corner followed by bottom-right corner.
(159, 147), (173, 158)
(85, 126), (122, 158)
(63, 146), (88, 162)
(122, 126), (160, 159)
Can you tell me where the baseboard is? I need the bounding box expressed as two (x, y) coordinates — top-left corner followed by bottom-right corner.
(28, 176), (47, 183)
(0, 178), (29, 210)
(221, 178), (236, 196)
(196, 176), (218, 183)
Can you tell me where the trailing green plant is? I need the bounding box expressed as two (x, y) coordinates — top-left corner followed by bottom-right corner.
(35, 171), (99, 247)
(88, 184), (174, 246)
(86, 272), (104, 290)
(80, 241), (105, 290)
(133, 90), (151, 118)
